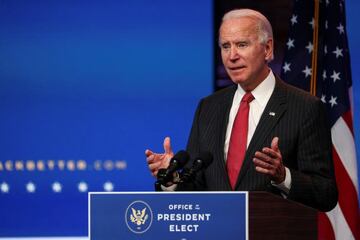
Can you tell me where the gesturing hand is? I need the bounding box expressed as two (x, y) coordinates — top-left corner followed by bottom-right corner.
(253, 137), (286, 184)
(145, 137), (174, 177)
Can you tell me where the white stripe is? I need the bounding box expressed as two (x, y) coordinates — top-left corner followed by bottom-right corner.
(326, 203), (355, 240)
(331, 116), (359, 194)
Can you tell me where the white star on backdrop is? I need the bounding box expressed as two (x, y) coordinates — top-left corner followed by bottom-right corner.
(291, 14), (298, 25)
(332, 47), (343, 58)
(103, 181), (114, 192)
(321, 94), (327, 103)
(286, 38), (295, 49)
(305, 42), (314, 54)
(329, 96), (338, 107)
(52, 182), (62, 193)
(322, 70), (327, 80)
(337, 23), (344, 34)
(283, 62), (291, 73)
(324, 45), (328, 55)
(325, 20), (328, 29)
(309, 18), (315, 29)
(78, 181), (88, 192)
(26, 182), (36, 193)
(1, 182), (9, 193)
(302, 66), (312, 78)
(330, 71), (341, 83)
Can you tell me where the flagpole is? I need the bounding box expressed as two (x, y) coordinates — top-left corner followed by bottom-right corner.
(311, 0), (320, 96)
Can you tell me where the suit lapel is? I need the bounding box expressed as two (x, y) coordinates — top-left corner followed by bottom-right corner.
(215, 85), (237, 189)
(235, 79), (288, 188)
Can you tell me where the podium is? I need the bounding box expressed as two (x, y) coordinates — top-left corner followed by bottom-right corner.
(249, 192), (317, 240)
(89, 191), (317, 240)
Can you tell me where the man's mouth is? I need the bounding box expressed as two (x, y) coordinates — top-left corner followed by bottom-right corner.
(229, 66), (246, 71)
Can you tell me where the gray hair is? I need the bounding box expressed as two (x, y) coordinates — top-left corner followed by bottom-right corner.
(221, 9), (273, 44)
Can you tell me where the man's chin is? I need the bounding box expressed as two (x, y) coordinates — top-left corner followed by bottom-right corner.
(229, 77), (247, 85)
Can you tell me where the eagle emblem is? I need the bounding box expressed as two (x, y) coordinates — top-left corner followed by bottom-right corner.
(125, 200), (153, 234)
(130, 207), (148, 226)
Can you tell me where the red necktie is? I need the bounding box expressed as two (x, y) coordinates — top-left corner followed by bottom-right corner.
(227, 92), (254, 190)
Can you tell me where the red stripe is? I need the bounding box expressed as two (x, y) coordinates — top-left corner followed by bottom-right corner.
(332, 148), (360, 239)
(318, 212), (335, 240)
(342, 111), (354, 135)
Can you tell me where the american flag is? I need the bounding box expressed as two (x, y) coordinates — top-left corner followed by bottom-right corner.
(280, 0), (360, 239)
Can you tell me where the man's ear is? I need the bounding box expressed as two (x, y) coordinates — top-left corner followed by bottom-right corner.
(264, 38), (274, 62)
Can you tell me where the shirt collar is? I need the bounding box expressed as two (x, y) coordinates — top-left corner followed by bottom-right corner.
(236, 70), (276, 107)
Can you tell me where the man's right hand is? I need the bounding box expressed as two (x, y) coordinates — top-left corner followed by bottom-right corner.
(145, 137), (174, 177)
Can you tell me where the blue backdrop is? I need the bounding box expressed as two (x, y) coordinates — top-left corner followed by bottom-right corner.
(0, 0), (212, 237)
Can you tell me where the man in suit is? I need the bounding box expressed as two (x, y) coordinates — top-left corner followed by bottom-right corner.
(145, 9), (338, 212)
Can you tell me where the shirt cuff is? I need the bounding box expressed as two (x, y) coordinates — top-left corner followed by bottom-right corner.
(161, 184), (178, 191)
(271, 167), (292, 196)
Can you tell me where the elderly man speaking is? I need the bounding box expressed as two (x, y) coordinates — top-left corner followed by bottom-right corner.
(146, 9), (338, 212)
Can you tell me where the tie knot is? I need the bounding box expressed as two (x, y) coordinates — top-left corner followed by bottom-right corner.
(241, 92), (254, 103)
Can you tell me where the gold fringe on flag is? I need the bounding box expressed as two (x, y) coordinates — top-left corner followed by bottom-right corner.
(310, 0), (320, 96)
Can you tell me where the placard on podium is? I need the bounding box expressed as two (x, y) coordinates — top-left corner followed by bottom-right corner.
(89, 191), (317, 240)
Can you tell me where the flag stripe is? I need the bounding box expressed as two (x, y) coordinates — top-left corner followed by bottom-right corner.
(326, 203), (355, 240)
(332, 116), (359, 194)
(342, 110), (354, 135)
(332, 147), (360, 239)
(318, 212), (335, 240)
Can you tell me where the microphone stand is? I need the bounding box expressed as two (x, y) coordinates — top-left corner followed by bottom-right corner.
(154, 169), (167, 192)
(154, 169), (182, 192)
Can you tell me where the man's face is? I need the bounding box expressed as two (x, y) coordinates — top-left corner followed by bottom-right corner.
(219, 17), (273, 91)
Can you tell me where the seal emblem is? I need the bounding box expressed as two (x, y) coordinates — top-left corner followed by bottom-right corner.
(125, 200), (153, 234)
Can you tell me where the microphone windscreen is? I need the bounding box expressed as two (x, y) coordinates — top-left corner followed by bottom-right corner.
(170, 150), (190, 169)
(194, 151), (213, 169)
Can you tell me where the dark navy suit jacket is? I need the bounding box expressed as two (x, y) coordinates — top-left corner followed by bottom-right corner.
(183, 77), (338, 212)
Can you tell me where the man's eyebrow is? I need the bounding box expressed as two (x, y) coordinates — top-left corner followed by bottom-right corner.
(219, 41), (229, 47)
(233, 38), (250, 42)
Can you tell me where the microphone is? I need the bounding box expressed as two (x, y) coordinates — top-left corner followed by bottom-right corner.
(180, 151), (213, 183)
(156, 150), (190, 187)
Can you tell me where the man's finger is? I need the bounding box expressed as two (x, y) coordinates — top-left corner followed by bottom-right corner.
(146, 154), (156, 163)
(262, 147), (281, 159)
(145, 149), (154, 157)
(255, 166), (271, 175)
(152, 170), (159, 177)
(253, 158), (274, 170)
(271, 137), (279, 151)
(163, 137), (173, 154)
(254, 151), (275, 164)
(148, 161), (162, 171)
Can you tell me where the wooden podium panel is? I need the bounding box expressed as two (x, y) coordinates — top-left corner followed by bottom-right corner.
(249, 192), (317, 240)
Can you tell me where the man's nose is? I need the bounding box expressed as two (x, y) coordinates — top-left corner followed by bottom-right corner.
(229, 46), (239, 61)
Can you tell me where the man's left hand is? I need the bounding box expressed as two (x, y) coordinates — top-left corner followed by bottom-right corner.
(253, 137), (285, 184)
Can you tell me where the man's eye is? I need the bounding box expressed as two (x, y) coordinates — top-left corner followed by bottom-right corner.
(221, 44), (230, 50)
(236, 42), (248, 48)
